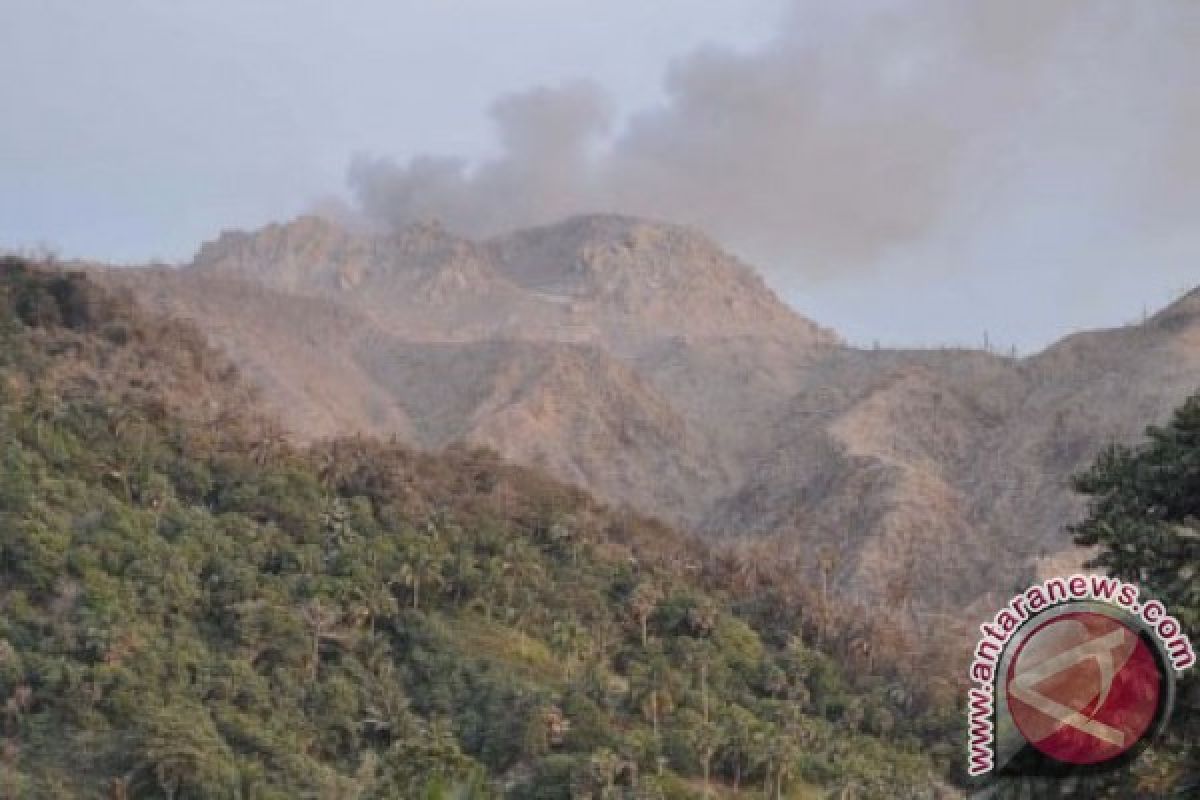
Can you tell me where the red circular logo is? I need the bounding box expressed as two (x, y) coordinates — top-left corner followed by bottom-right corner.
(1005, 611), (1162, 765)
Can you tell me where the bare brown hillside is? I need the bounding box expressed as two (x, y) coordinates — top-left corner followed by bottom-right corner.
(95, 215), (1200, 615)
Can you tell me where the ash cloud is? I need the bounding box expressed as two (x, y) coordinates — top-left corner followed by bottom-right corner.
(348, 1), (1200, 281)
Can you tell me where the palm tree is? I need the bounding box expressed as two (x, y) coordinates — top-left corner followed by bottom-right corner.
(630, 656), (676, 738)
(549, 617), (589, 681)
(352, 580), (399, 637)
(395, 539), (444, 611)
(299, 598), (346, 682)
(477, 555), (509, 621)
(762, 735), (799, 800)
(627, 582), (661, 648)
(321, 497), (357, 565)
(446, 545), (479, 607)
(686, 718), (722, 798)
(815, 545), (840, 647)
(586, 748), (620, 796)
(313, 438), (359, 491)
(499, 540), (542, 629)
(248, 415), (288, 466)
(547, 520), (583, 564)
(722, 706), (764, 791)
(420, 507), (460, 542)
(351, 642), (416, 744)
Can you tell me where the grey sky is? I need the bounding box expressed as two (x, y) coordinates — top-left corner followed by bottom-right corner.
(3, 1), (1198, 352)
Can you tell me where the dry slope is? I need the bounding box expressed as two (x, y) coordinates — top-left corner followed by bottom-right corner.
(95, 215), (1200, 615)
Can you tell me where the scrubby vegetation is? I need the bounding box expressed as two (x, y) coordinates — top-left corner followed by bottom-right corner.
(0, 261), (957, 798)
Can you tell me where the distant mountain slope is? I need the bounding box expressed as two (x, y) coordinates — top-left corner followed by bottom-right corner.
(96, 215), (1200, 616)
(104, 262), (732, 526)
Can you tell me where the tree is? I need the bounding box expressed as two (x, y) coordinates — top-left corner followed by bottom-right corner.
(630, 656), (676, 739)
(135, 706), (238, 799)
(446, 546), (480, 607)
(546, 519), (583, 565)
(722, 705), (765, 791)
(396, 539), (444, 611)
(499, 539), (543, 629)
(679, 712), (722, 797)
(299, 598), (348, 682)
(1071, 397), (1200, 622)
(320, 497), (356, 564)
(477, 555), (509, 621)
(1070, 395), (1200, 793)
(352, 580), (400, 638)
(375, 716), (481, 798)
(248, 416), (288, 466)
(762, 734), (800, 800)
(353, 649), (418, 745)
(584, 748), (620, 797)
(815, 545), (840, 646)
(550, 616), (589, 681)
(314, 442), (350, 490)
(627, 583), (661, 648)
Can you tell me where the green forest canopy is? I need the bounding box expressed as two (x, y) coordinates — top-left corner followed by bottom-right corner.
(0, 262), (956, 798)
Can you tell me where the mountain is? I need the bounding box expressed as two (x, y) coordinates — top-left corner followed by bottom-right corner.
(99, 214), (835, 530)
(0, 260), (953, 798)
(94, 214), (1200, 617)
(186, 214), (834, 350)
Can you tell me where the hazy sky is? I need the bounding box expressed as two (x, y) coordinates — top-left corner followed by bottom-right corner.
(3, 1), (1198, 352)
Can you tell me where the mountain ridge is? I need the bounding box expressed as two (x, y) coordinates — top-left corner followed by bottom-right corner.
(93, 214), (1200, 616)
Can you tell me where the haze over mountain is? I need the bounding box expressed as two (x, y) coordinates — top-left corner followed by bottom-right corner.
(97, 214), (1200, 617)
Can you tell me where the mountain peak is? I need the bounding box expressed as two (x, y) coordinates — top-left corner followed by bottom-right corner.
(182, 214), (838, 347)
(198, 214), (347, 260)
(480, 214), (839, 346)
(193, 215), (362, 290)
(489, 213), (747, 286)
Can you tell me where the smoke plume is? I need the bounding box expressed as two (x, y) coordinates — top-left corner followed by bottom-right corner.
(348, 1), (1200, 281)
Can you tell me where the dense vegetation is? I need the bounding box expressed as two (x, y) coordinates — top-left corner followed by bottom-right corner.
(0, 261), (957, 798)
(1067, 401), (1200, 797)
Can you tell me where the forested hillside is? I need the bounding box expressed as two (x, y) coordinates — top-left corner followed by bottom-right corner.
(0, 260), (957, 798)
